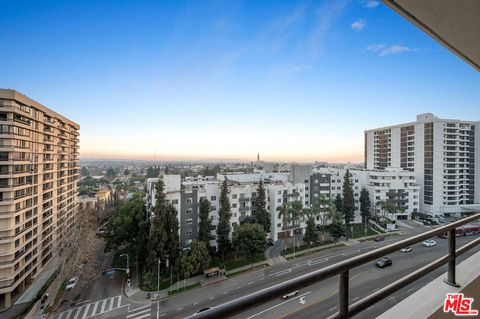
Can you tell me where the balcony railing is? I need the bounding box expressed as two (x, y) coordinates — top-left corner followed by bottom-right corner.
(191, 212), (480, 319)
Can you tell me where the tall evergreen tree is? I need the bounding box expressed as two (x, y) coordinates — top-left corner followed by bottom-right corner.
(359, 188), (371, 223)
(303, 215), (319, 246)
(334, 194), (343, 214)
(342, 169), (355, 227)
(217, 179), (232, 259)
(149, 179), (180, 275)
(253, 181), (270, 233)
(198, 198), (214, 247)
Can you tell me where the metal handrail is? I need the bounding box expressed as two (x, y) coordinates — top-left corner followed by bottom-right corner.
(190, 212), (480, 319)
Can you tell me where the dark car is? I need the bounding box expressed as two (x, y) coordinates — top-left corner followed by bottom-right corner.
(267, 239), (275, 246)
(373, 235), (384, 242)
(375, 257), (392, 268)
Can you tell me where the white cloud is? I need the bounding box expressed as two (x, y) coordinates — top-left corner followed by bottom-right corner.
(367, 44), (425, 56)
(363, 1), (379, 9)
(351, 19), (366, 30)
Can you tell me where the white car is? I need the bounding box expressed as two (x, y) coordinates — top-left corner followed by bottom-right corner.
(66, 277), (78, 290)
(400, 247), (412, 253)
(423, 240), (437, 247)
(282, 291), (299, 299)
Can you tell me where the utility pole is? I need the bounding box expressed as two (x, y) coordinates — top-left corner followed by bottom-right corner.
(157, 258), (161, 291)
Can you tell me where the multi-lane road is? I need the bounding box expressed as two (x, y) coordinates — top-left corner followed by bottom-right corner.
(49, 223), (480, 319)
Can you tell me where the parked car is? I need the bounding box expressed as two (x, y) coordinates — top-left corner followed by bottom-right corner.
(400, 247), (412, 253)
(282, 291), (299, 299)
(66, 277), (78, 290)
(375, 257), (392, 268)
(373, 235), (384, 242)
(422, 240), (437, 247)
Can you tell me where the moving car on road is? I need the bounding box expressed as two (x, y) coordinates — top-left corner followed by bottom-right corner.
(400, 247), (412, 253)
(66, 277), (78, 290)
(373, 235), (384, 242)
(282, 291), (299, 299)
(422, 240), (437, 247)
(375, 257), (392, 268)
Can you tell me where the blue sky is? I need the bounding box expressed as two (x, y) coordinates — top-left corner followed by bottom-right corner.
(1, 0), (479, 162)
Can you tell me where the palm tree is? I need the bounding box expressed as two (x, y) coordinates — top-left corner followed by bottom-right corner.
(313, 195), (334, 242)
(277, 200), (304, 250)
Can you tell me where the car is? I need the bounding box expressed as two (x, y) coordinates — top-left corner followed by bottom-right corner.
(267, 238), (275, 246)
(282, 291), (299, 299)
(400, 247), (412, 253)
(375, 257), (392, 268)
(373, 235), (384, 242)
(65, 277), (78, 290)
(423, 240), (437, 247)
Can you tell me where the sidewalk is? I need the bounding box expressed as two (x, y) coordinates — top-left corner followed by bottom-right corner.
(0, 255), (62, 319)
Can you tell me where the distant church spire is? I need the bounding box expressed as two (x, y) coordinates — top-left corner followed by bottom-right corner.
(257, 152), (260, 162)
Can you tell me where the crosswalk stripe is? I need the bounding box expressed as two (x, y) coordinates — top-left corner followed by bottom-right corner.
(107, 297), (115, 311)
(91, 300), (99, 315)
(99, 300), (106, 313)
(131, 314), (150, 319)
(130, 304), (150, 312)
(127, 309), (150, 318)
(72, 307), (82, 319)
(81, 304), (91, 319)
(63, 309), (73, 319)
(116, 295), (122, 308)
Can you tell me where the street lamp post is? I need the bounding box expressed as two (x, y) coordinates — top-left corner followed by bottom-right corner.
(157, 258), (161, 292)
(120, 253), (129, 275)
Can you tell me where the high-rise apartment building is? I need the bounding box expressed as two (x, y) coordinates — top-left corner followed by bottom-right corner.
(0, 89), (79, 309)
(365, 113), (480, 217)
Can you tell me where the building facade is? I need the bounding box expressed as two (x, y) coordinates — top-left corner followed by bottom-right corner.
(0, 89), (79, 309)
(365, 113), (480, 217)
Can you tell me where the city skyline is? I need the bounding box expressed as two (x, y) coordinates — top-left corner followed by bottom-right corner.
(1, 0), (479, 162)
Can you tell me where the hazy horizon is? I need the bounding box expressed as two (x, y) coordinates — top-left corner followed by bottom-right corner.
(2, 0), (479, 162)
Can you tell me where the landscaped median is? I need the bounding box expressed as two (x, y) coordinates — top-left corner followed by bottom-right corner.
(282, 241), (345, 260)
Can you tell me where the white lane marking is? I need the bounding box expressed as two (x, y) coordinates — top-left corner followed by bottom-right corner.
(373, 288), (379, 292)
(248, 281), (254, 285)
(408, 288), (415, 292)
(127, 309), (150, 318)
(193, 301), (199, 305)
(353, 297), (359, 301)
(223, 291), (229, 294)
(245, 291), (312, 319)
(117, 296), (122, 308)
(159, 314), (166, 318)
(342, 250), (360, 256)
(259, 277), (265, 281)
(237, 286), (242, 290)
(132, 314), (150, 319)
(329, 307), (336, 311)
(130, 305), (150, 312)
(209, 296), (215, 300)
(157, 303), (159, 319)
(308, 258), (328, 266)
(270, 269), (292, 277)
(177, 307), (183, 311)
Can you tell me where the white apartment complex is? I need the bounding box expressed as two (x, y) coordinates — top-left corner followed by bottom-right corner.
(146, 173), (308, 246)
(365, 113), (480, 217)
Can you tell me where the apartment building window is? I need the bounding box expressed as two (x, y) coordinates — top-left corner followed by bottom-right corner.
(171, 199), (179, 204)
(277, 190), (281, 195)
(186, 218), (193, 225)
(232, 203), (237, 208)
(210, 196), (216, 201)
(186, 208), (192, 214)
(186, 198), (193, 204)
(232, 194), (237, 199)
(185, 229), (192, 235)
(277, 198), (281, 203)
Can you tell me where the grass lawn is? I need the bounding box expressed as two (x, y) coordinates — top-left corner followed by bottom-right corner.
(210, 254), (266, 271)
(351, 226), (379, 239)
(227, 262), (269, 277)
(168, 282), (201, 295)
